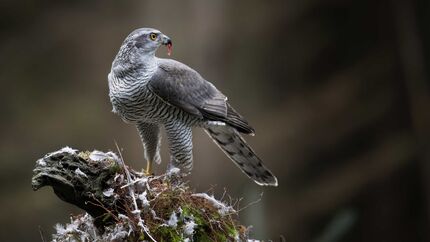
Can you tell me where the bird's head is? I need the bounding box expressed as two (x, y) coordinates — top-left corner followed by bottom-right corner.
(119, 28), (173, 59)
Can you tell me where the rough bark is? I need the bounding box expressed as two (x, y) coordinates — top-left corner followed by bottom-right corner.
(32, 149), (122, 228)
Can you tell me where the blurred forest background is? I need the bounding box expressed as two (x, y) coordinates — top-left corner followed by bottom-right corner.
(1, 0), (429, 241)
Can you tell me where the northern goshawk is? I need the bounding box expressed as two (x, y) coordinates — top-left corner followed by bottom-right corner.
(108, 28), (277, 186)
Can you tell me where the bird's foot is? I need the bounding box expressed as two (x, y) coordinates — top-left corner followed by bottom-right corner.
(143, 160), (153, 177)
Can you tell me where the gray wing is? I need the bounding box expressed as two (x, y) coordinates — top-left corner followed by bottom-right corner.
(148, 59), (254, 134)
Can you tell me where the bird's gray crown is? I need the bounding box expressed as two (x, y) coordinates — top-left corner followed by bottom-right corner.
(113, 28), (171, 67)
(123, 28), (170, 53)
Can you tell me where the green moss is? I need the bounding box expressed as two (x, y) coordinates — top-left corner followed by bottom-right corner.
(215, 233), (227, 241)
(226, 223), (239, 239)
(138, 233), (145, 241)
(180, 201), (241, 241)
(108, 160), (121, 173)
(154, 226), (182, 242)
(182, 205), (204, 225)
(194, 231), (213, 242)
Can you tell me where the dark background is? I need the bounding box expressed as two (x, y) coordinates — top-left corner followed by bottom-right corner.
(1, 0), (429, 241)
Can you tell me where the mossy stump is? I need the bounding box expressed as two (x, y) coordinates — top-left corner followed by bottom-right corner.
(32, 148), (252, 241)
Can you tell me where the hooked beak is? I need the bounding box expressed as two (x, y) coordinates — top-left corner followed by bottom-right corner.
(161, 34), (173, 56)
(161, 34), (172, 46)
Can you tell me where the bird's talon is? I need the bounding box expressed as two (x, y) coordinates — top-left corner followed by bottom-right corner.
(143, 170), (153, 176)
(144, 160), (153, 176)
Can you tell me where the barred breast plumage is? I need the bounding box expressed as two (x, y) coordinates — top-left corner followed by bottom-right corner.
(108, 60), (200, 126)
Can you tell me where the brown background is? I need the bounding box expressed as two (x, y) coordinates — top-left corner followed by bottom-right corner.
(0, 0), (429, 241)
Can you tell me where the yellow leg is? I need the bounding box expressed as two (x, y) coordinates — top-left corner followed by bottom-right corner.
(144, 160), (153, 176)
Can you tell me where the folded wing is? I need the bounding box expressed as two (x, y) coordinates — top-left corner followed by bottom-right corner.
(148, 59), (254, 134)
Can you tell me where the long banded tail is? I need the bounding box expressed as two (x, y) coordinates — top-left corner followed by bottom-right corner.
(205, 125), (278, 186)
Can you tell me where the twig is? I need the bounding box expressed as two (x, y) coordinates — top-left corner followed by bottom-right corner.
(231, 195), (243, 212)
(114, 141), (157, 242)
(38, 226), (46, 242)
(205, 184), (217, 194)
(85, 195), (120, 222)
(114, 142), (139, 211)
(220, 187), (227, 201)
(236, 192), (264, 213)
(120, 177), (148, 189)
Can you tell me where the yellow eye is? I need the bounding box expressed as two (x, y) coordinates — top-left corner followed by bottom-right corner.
(149, 33), (157, 41)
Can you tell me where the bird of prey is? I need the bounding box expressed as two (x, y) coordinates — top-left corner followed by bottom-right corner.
(108, 28), (277, 186)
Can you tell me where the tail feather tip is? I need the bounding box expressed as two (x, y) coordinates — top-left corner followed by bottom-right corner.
(255, 176), (278, 187)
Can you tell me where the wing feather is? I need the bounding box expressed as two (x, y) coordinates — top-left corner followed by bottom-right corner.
(148, 59), (254, 134)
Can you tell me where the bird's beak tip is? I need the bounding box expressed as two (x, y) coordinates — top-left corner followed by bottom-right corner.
(161, 35), (172, 46)
(161, 35), (173, 56)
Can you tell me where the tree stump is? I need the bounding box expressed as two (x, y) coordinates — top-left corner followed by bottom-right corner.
(32, 147), (253, 241)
